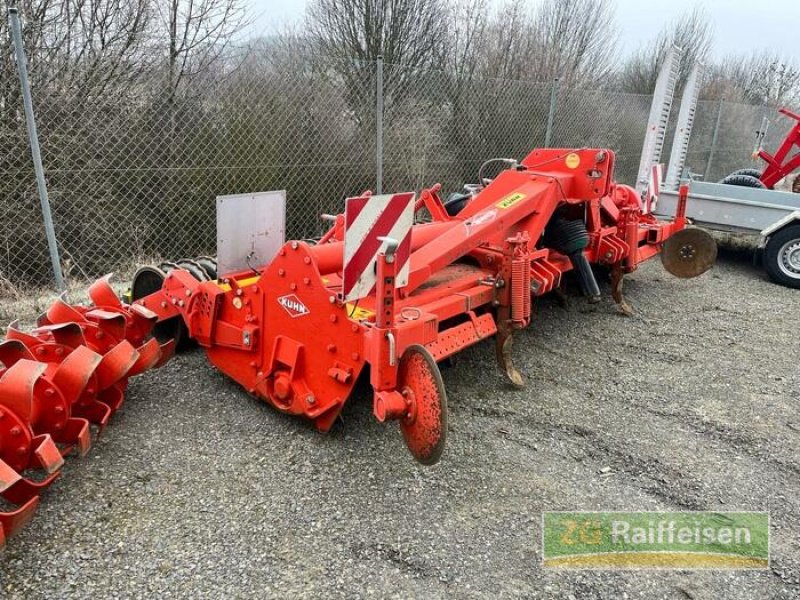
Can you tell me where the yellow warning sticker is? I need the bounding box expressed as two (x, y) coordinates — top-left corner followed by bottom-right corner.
(565, 153), (581, 169)
(215, 275), (260, 292)
(496, 192), (526, 209)
(346, 304), (375, 320)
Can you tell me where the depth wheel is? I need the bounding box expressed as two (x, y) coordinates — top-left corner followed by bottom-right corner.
(661, 228), (717, 279)
(397, 345), (447, 465)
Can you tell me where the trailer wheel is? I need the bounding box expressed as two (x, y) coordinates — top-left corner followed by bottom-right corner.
(719, 174), (766, 188)
(724, 168), (763, 180)
(763, 224), (800, 288)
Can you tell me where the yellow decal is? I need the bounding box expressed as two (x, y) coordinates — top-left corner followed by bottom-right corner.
(215, 275), (260, 292)
(565, 153), (581, 169)
(495, 192), (526, 209)
(346, 304), (375, 321)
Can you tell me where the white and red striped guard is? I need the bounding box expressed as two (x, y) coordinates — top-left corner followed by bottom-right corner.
(342, 192), (415, 302)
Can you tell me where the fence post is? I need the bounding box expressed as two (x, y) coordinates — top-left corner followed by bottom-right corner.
(704, 98), (725, 181)
(544, 77), (560, 148)
(376, 55), (384, 195)
(8, 7), (66, 292)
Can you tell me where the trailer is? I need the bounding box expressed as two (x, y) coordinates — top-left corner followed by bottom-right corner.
(656, 182), (800, 287)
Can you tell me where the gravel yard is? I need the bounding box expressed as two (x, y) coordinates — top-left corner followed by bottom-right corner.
(2, 247), (799, 599)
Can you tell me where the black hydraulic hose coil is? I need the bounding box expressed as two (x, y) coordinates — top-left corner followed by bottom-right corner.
(544, 216), (600, 301)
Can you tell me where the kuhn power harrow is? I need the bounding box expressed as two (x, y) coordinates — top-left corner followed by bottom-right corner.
(0, 147), (716, 546)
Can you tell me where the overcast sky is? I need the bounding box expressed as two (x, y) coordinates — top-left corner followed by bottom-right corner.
(246, 0), (797, 60)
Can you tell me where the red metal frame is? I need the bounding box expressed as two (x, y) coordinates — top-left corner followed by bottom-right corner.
(134, 148), (688, 436)
(759, 107), (800, 188)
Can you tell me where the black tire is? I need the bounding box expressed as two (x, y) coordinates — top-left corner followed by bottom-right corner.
(724, 168), (763, 180)
(763, 224), (800, 289)
(719, 174), (766, 188)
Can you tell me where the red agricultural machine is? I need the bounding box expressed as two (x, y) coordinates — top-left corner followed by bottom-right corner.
(719, 107), (800, 192)
(0, 147), (716, 546)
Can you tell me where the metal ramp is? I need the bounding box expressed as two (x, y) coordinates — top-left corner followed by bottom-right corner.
(664, 64), (704, 190)
(636, 46), (682, 195)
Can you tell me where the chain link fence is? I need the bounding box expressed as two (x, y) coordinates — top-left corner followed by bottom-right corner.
(1, 45), (794, 319)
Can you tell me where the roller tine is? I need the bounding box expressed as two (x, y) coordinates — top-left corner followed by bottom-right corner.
(0, 496), (39, 548)
(0, 339), (35, 369)
(129, 304), (159, 340)
(44, 293), (86, 325)
(85, 309), (127, 343)
(51, 346), (102, 406)
(29, 434), (65, 474)
(34, 322), (87, 349)
(98, 385), (125, 413)
(495, 329), (524, 389)
(0, 360), (46, 421)
(2, 477), (58, 506)
(0, 458), (59, 506)
(5, 321), (42, 348)
(95, 340), (138, 390)
(0, 459), (22, 495)
(127, 338), (161, 378)
(72, 399), (112, 436)
(55, 417), (91, 457)
(153, 339), (176, 369)
(88, 274), (123, 309)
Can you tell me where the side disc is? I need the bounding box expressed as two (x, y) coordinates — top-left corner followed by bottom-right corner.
(661, 228), (717, 278)
(398, 345), (447, 465)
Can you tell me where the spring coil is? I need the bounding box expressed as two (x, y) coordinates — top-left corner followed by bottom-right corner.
(511, 257), (531, 326)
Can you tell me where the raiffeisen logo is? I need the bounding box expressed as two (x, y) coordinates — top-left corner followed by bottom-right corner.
(277, 294), (310, 317)
(542, 511), (770, 569)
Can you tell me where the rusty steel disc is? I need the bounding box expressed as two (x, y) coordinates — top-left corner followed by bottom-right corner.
(661, 228), (717, 279)
(398, 345), (447, 465)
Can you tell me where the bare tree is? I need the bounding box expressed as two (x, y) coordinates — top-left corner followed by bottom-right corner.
(618, 7), (712, 94)
(305, 0), (448, 115)
(1, 0), (151, 122)
(444, 0), (489, 91)
(704, 52), (800, 107)
(153, 0), (249, 103)
(527, 0), (617, 85)
(476, 0), (616, 85)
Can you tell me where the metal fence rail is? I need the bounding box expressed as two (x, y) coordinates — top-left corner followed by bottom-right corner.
(0, 41), (794, 318)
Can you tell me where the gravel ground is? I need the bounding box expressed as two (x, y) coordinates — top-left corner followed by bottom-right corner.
(2, 247), (799, 599)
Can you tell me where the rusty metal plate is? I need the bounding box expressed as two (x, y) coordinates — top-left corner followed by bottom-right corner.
(661, 228), (717, 279)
